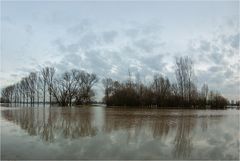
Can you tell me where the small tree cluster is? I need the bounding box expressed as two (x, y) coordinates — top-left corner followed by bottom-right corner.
(102, 77), (228, 109)
(102, 56), (228, 109)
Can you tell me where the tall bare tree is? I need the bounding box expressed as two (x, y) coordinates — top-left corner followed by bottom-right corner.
(41, 67), (50, 106)
(175, 56), (194, 106)
(201, 83), (209, 106)
(27, 72), (37, 106)
(46, 67), (55, 105)
(102, 78), (113, 105)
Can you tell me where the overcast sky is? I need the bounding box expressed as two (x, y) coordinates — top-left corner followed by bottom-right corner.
(1, 1), (239, 101)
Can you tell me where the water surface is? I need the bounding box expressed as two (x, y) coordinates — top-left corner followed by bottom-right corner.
(1, 105), (239, 160)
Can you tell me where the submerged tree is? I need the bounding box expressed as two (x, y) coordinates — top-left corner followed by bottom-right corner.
(1, 67), (98, 107)
(1, 56), (229, 108)
(46, 67), (56, 105)
(175, 56), (195, 107)
(41, 67), (49, 106)
(151, 74), (171, 107)
(102, 78), (113, 105)
(75, 72), (98, 105)
(102, 56), (229, 109)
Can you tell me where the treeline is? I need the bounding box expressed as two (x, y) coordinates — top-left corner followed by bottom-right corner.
(102, 57), (228, 109)
(1, 56), (229, 108)
(1, 67), (98, 106)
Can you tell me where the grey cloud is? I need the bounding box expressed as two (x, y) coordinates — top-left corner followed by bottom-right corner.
(140, 54), (166, 71)
(224, 69), (234, 78)
(209, 66), (223, 72)
(79, 32), (100, 49)
(56, 50), (113, 77)
(54, 44), (168, 86)
(228, 33), (239, 49)
(54, 32), (100, 54)
(194, 42), (227, 66)
(50, 20), (239, 101)
(123, 21), (162, 39)
(223, 78), (240, 89)
(84, 50), (110, 73)
(66, 43), (81, 53)
(104, 50), (122, 64)
(193, 44), (226, 66)
(10, 74), (18, 78)
(120, 46), (139, 59)
(197, 66), (228, 90)
(188, 31), (239, 67)
(134, 38), (164, 53)
(140, 23), (162, 35)
(53, 39), (68, 53)
(15, 67), (37, 75)
(25, 24), (33, 35)
(210, 52), (225, 64)
(208, 71), (225, 84)
(102, 31), (118, 43)
(53, 53), (83, 73)
(124, 28), (140, 38)
(1, 16), (15, 25)
(221, 33), (240, 49)
(63, 53), (83, 67)
(199, 40), (210, 51)
(67, 19), (92, 35)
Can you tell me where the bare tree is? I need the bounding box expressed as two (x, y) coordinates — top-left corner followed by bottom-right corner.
(36, 74), (42, 106)
(18, 78), (27, 104)
(201, 83), (209, 106)
(1, 85), (14, 103)
(51, 69), (82, 106)
(51, 72), (69, 106)
(1, 61), (229, 109)
(102, 78), (113, 105)
(152, 74), (171, 107)
(27, 72), (37, 106)
(175, 56), (194, 106)
(46, 67), (55, 105)
(76, 72), (98, 105)
(41, 67), (49, 106)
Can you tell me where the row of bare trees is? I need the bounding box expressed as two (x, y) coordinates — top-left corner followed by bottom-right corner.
(1, 56), (229, 108)
(1, 67), (98, 106)
(102, 56), (228, 108)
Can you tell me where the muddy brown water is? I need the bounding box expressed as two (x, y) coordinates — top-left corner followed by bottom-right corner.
(1, 105), (239, 160)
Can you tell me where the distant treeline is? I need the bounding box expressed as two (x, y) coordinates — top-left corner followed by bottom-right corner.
(0, 56), (233, 108)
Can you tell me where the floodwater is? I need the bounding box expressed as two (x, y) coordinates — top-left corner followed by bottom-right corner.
(1, 105), (239, 160)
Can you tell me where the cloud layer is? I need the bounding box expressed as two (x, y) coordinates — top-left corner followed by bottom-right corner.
(1, 1), (239, 100)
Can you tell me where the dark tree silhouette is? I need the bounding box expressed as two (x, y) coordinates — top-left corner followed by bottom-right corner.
(0, 56), (229, 108)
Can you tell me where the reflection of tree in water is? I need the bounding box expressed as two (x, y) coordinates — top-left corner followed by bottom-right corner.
(60, 108), (97, 138)
(173, 113), (195, 159)
(200, 114), (223, 132)
(172, 111), (224, 159)
(2, 108), (177, 143)
(1, 107), (224, 157)
(201, 115), (209, 132)
(151, 115), (177, 139)
(104, 108), (179, 142)
(104, 108), (145, 142)
(40, 107), (54, 142)
(12, 107), (37, 136)
(1, 107), (97, 142)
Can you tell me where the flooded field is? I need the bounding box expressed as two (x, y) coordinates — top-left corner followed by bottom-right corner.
(1, 105), (239, 160)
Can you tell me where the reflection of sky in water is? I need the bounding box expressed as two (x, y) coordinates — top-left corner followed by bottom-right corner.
(1, 106), (239, 160)
(91, 106), (105, 131)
